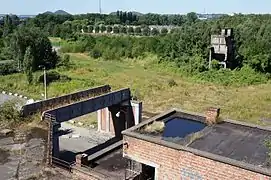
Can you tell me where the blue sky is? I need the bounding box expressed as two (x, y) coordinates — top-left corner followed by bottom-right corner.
(0, 0), (270, 15)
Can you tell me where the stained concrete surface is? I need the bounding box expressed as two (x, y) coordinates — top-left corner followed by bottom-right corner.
(58, 122), (114, 162)
(0, 129), (78, 180)
(93, 149), (141, 180)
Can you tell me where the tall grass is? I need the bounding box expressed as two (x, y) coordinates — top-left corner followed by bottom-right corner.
(1, 53), (270, 123)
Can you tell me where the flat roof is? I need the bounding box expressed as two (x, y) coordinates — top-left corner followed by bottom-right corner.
(122, 109), (271, 176)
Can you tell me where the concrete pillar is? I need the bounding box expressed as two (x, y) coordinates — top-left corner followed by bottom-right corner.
(106, 107), (110, 132)
(97, 109), (102, 132)
(98, 101), (142, 134)
(131, 101), (143, 125)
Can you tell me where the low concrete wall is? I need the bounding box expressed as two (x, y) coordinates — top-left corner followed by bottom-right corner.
(22, 85), (111, 116)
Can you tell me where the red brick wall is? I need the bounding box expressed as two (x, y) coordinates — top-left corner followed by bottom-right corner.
(123, 136), (271, 180)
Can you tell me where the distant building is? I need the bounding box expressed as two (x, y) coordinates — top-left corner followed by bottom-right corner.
(209, 28), (235, 69)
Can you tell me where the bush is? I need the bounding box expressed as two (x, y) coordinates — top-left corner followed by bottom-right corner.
(161, 28), (168, 35)
(0, 62), (18, 75)
(151, 28), (159, 36)
(100, 25), (106, 33)
(127, 27), (134, 34)
(90, 49), (102, 59)
(113, 26), (119, 34)
(38, 71), (71, 84)
(194, 65), (268, 86)
(58, 54), (71, 68)
(0, 100), (23, 124)
(106, 26), (112, 33)
(168, 79), (177, 87)
(144, 121), (165, 134)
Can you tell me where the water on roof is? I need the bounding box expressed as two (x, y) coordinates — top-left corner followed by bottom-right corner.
(162, 117), (206, 138)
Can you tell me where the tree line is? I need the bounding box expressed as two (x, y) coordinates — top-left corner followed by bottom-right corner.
(58, 13), (271, 75)
(0, 15), (60, 84)
(1, 12), (271, 85)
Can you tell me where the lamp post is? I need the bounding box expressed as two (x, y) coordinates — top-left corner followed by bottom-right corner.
(39, 65), (47, 100)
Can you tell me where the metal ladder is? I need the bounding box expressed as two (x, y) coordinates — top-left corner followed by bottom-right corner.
(44, 113), (57, 166)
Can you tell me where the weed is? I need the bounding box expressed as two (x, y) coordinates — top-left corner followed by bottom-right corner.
(144, 121), (165, 134)
(168, 79), (178, 87)
(265, 139), (271, 163)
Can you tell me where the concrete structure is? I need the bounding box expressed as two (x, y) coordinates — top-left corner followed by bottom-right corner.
(22, 85), (110, 116)
(122, 108), (271, 180)
(42, 86), (142, 180)
(209, 28), (235, 69)
(97, 101), (142, 134)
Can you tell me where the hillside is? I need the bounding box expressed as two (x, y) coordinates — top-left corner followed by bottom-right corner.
(43, 10), (70, 15)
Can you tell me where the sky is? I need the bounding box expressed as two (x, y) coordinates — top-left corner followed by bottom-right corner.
(0, 0), (270, 15)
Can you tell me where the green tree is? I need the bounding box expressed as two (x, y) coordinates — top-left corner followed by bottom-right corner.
(23, 46), (34, 84)
(151, 28), (159, 36)
(142, 27), (150, 36)
(94, 26), (100, 33)
(120, 26), (127, 34)
(134, 27), (142, 35)
(9, 27), (60, 71)
(87, 25), (94, 33)
(106, 26), (113, 33)
(187, 12), (198, 23)
(127, 27), (134, 35)
(82, 25), (88, 33)
(161, 28), (168, 36)
(100, 25), (106, 33)
(113, 26), (119, 33)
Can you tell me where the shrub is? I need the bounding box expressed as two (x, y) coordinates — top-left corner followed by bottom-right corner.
(87, 25), (94, 33)
(113, 26), (119, 34)
(106, 26), (112, 33)
(0, 100), (23, 124)
(120, 26), (127, 34)
(168, 79), (177, 87)
(100, 25), (106, 33)
(142, 27), (150, 36)
(144, 121), (165, 134)
(161, 28), (169, 35)
(134, 27), (142, 35)
(194, 65), (268, 86)
(90, 49), (102, 59)
(58, 54), (71, 67)
(94, 26), (100, 33)
(265, 139), (271, 164)
(38, 71), (71, 84)
(0, 62), (18, 75)
(151, 28), (159, 36)
(127, 27), (134, 34)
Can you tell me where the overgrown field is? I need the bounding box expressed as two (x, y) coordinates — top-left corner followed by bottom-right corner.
(0, 53), (270, 124)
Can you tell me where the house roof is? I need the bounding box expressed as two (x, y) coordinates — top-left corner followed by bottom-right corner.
(122, 109), (271, 176)
(189, 122), (270, 168)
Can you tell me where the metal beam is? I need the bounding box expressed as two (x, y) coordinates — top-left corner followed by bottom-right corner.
(43, 88), (131, 123)
(22, 85), (111, 116)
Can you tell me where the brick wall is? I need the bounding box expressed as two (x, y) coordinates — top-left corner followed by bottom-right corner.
(123, 136), (271, 180)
